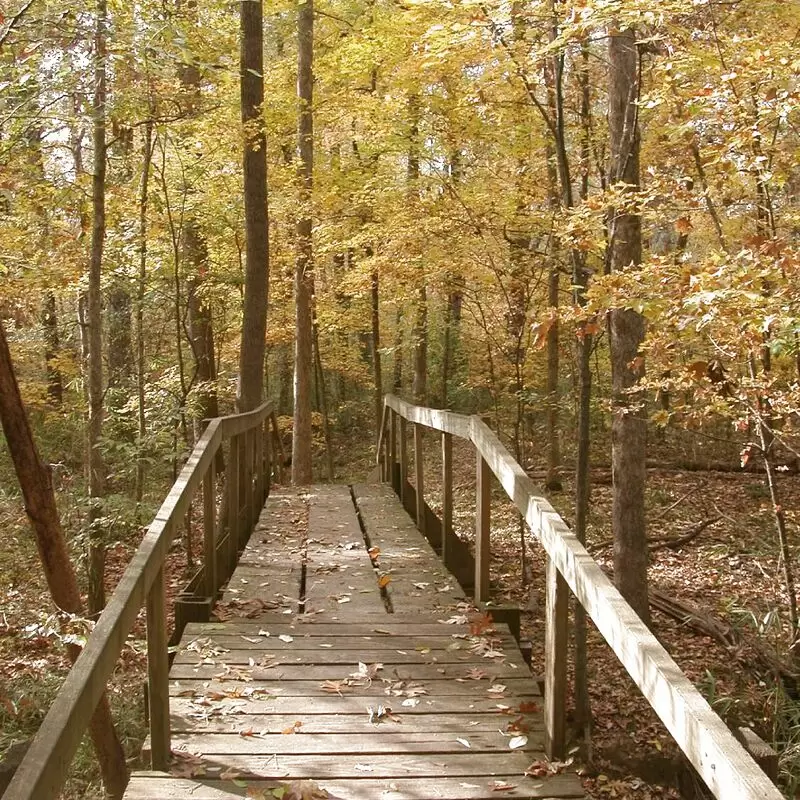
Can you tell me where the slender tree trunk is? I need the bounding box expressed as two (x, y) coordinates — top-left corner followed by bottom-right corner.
(543, 42), (561, 492)
(292, 0), (314, 484)
(393, 307), (403, 392)
(0, 322), (128, 799)
(135, 119), (153, 511)
(406, 93), (427, 406)
(179, 5), (219, 430)
(371, 262), (383, 439)
(608, 25), (649, 625)
(573, 37), (593, 745)
(42, 291), (63, 406)
(87, 0), (108, 617)
(107, 280), (132, 391)
(237, 0), (269, 412)
(412, 287), (427, 405)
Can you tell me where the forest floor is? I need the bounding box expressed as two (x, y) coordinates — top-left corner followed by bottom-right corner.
(1, 427), (799, 798)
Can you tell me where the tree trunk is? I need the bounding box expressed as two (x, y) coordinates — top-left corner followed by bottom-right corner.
(107, 279), (132, 391)
(412, 286), (427, 405)
(608, 25), (649, 625)
(87, 0), (108, 617)
(407, 94), (427, 406)
(237, 0), (269, 412)
(543, 44), (561, 492)
(393, 307), (403, 393)
(0, 322), (128, 799)
(291, 0), (314, 484)
(371, 263), (383, 440)
(42, 291), (62, 406)
(573, 36), (593, 744)
(135, 119), (153, 511)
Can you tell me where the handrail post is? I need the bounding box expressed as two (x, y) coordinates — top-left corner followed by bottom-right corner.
(381, 408), (390, 482)
(271, 414), (284, 483)
(146, 565), (170, 770)
(544, 555), (568, 759)
(227, 434), (240, 576)
(413, 423), (425, 534)
(442, 431), (452, 567)
(255, 421), (264, 507)
(399, 416), (408, 506)
(239, 430), (250, 546)
(475, 447), (490, 602)
(265, 418), (273, 491)
(389, 409), (397, 491)
(203, 460), (218, 598)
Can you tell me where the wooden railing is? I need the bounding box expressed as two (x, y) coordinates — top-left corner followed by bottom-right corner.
(3, 402), (284, 800)
(377, 394), (783, 800)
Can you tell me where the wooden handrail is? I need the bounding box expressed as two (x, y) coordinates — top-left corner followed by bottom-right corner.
(380, 394), (783, 800)
(3, 401), (277, 800)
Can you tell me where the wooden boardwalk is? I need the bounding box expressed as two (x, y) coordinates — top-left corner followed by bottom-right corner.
(125, 485), (584, 800)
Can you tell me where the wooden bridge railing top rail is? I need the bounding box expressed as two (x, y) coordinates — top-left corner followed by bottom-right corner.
(378, 393), (783, 800)
(3, 401), (284, 800)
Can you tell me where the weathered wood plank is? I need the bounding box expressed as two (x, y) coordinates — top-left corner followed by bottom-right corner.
(172, 646), (528, 668)
(180, 633), (517, 651)
(384, 394), (472, 439)
(169, 661), (528, 681)
(128, 751), (541, 780)
(171, 711), (543, 734)
(183, 621), (496, 636)
(169, 677), (539, 698)
(166, 730), (542, 755)
(169, 694), (540, 717)
(125, 773), (584, 799)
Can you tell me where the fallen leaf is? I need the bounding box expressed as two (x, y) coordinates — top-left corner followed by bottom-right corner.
(279, 634), (294, 643)
(508, 735), (528, 750)
(456, 737), (471, 748)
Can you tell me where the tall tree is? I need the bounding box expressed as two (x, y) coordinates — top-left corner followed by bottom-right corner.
(87, 0), (109, 616)
(407, 93), (427, 405)
(608, 23), (649, 625)
(292, 0), (314, 484)
(237, 0), (269, 412)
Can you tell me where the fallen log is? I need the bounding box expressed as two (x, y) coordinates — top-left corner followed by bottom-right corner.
(649, 586), (797, 688)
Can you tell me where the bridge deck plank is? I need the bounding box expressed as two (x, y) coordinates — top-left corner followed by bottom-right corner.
(124, 484), (583, 800)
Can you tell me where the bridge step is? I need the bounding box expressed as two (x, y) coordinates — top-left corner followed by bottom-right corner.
(128, 483), (584, 800)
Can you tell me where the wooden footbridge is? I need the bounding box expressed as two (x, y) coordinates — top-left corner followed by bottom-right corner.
(2, 397), (785, 800)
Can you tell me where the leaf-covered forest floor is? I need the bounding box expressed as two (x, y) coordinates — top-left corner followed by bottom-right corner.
(1, 428), (799, 798)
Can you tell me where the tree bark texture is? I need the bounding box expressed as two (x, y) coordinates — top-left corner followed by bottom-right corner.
(42, 291), (63, 406)
(87, 0), (108, 616)
(237, 0), (269, 412)
(107, 279), (132, 390)
(0, 322), (128, 799)
(136, 119), (153, 509)
(608, 25), (649, 626)
(179, 6), (220, 428)
(292, 0), (314, 484)
(371, 264), (383, 440)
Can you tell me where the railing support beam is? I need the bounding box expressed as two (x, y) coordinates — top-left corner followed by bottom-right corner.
(146, 565), (170, 770)
(475, 449), (490, 602)
(441, 431), (452, 567)
(414, 423), (425, 533)
(544, 555), (568, 759)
